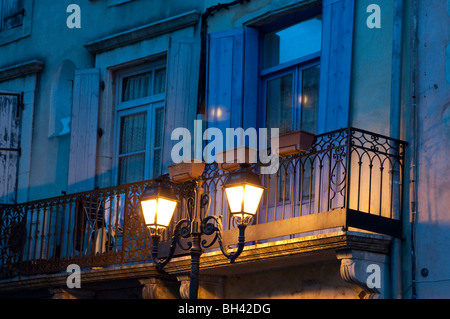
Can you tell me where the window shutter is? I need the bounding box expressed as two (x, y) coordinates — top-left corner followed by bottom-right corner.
(67, 69), (100, 194)
(206, 27), (259, 152)
(0, 93), (20, 205)
(318, 0), (355, 133)
(49, 60), (76, 137)
(1, 0), (24, 31)
(162, 38), (201, 171)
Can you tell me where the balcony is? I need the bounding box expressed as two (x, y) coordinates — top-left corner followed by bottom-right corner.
(0, 128), (406, 297)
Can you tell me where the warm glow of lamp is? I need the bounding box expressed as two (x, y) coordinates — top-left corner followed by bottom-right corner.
(140, 183), (178, 234)
(223, 170), (264, 225)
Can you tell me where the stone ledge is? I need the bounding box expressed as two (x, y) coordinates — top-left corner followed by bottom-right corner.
(163, 231), (391, 276)
(0, 231), (391, 294)
(0, 60), (44, 82)
(84, 10), (200, 54)
(0, 262), (161, 292)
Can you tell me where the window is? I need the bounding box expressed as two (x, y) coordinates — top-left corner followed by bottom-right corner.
(261, 14), (322, 205)
(262, 14), (322, 135)
(115, 57), (166, 185)
(0, 0), (24, 32)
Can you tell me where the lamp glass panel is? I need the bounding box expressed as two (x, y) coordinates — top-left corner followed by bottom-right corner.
(157, 198), (177, 228)
(243, 185), (264, 216)
(225, 186), (244, 213)
(141, 199), (157, 227)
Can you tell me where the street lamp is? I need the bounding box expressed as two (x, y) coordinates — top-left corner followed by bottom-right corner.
(223, 169), (265, 226)
(140, 183), (178, 236)
(139, 166), (264, 299)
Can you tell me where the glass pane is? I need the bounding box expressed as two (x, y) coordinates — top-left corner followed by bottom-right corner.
(266, 74), (293, 134)
(154, 68), (166, 94)
(122, 71), (153, 101)
(119, 112), (147, 155)
(153, 149), (161, 178)
(153, 107), (164, 148)
(118, 153), (145, 184)
(300, 65), (320, 134)
(264, 15), (322, 69)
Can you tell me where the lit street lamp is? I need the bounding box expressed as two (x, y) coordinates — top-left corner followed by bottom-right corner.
(139, 167), (264, 299)
(140, 183), (178, 236)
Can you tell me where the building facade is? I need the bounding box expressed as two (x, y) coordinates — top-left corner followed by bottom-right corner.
(0, 0), (449, 299)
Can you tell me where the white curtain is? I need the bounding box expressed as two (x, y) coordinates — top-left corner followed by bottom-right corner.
(118, 67), (166, 183)
(118, 112), (147, 184)
(122, 71), (152, 102)
(122, 68), (166, 102)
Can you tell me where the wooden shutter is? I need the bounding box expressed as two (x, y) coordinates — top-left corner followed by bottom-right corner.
(0, 93), (20, 204)
(318, 0), (355, 133)
(67, 69), (100, 194)
(206, 27), (259, 150)
(1, 0), (24, 31)
(162, 38), (201, 172)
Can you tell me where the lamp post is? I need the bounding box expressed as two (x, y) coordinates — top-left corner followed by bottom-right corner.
(139, 167), (264, 299)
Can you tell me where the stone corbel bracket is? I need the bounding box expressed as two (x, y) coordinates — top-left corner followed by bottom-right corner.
(177, 275), (224, 299)
(336, 249), (390, 299)
(139, 275), (181, 299)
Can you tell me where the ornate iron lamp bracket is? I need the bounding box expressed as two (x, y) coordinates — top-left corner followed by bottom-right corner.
(146, 175), (255, 299)
(201, 215), (247, 263)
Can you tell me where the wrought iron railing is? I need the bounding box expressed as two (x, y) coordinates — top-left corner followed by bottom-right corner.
(0, 128), (406, 279)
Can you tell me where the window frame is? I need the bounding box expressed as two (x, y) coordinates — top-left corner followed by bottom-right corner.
(115, 60), (166, 112)
(261, 57), (321, 134)
(116, 107), (151, 184)
(259, 14), (322, 135)
(112, 58), (167, 186)
(0, 0), (32, 46)
(258, 10), (322, 209)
